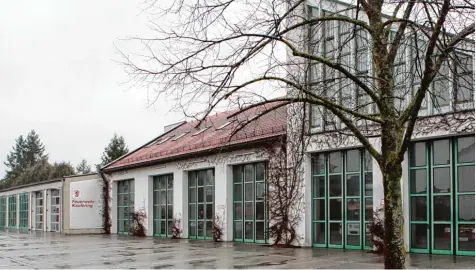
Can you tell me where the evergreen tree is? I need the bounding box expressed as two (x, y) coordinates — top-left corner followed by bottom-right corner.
(23, 130), (46, 167)
(4, 135), (26, 180)
(100, 133), (129, 167)
(3, 130), (47, 187)
(76, 159), (92, 174)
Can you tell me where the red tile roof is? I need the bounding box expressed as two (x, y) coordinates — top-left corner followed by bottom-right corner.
(103, 102), (287, 171)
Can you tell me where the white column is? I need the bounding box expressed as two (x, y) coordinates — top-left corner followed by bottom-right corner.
(302, 154), (313, 246)
(147, 176), (154, 236)
(45, 190), (50, 231)
(224, 164), (233, 241)
(174, 170), (188, 238)
(42, 190), (47, 231)
(214, 163), (228, 241)
(134, 174), (150, 234)
(401, 151), (410, 252)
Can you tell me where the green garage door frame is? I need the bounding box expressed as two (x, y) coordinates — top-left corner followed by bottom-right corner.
(153, 174), (174, 237)
(188, 169), (214, 240)
(117, 179), (135, 235)
(311, 149), (373, 250)
(0, 197), (6, 229)
(233, 162), (268, 244)
(8, 195), (17, 229)
(409, 136), (474, 256)
(19, 193), (29, 231)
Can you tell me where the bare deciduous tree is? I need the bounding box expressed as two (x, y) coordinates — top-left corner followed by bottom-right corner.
(120, 0), (474, 267)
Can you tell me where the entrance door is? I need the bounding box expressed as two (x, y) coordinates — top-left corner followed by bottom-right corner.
(409, 136), (474, 256)
(8, 195), (16, 229)
(345, 150), (362, 249)
(50, 189), (60, 232)
(19, 193), (28, 231)
(233, 162), (267, 243)
(188, 169), (214, 239)
(328, 152), (344, 248)
(311, 150), (373, 250)
(117, 179), (135, 234)
(35, 191), (43, 230)
(0, 197), (6, 228)
(153, 174), (174, 237)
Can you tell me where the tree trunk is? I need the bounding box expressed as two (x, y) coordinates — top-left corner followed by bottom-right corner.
(382, 159), (406, 268)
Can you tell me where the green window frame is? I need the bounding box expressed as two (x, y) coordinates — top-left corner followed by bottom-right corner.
(0, 197), (6, 228)
(188, 169), (214, 240)
(19, 193), (28, 230)
(454, 137), (475, 256)
(233, 162), (268, 243)
(409, 136), (474, 256)
(117, 179), (135, 235)
(8, 195), (17, 229)
(153, 174), (174, 237)
(311, 149), (373, 250)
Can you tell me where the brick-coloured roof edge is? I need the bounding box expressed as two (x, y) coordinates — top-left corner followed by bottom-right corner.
(104, 102), (287, 171)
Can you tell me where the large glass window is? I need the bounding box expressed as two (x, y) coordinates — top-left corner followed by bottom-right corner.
(0, 197), (6, 228)
(19, 193), (28, 230)
(311, 149), (373, 250)
(233, 162), (267, 243)
(153, 174), (174, 237)
(117, 179), (135, 235)
(188, 169), (214, 239)
(8, 195), (16, 229)
(409, 136), (474, 256)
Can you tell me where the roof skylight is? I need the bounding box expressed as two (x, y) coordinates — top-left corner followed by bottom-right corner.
(172, 131), (190, 141)
(216, 121), (233, 130)
(191, 126), (210, 136)
(156, 135), (175, 145)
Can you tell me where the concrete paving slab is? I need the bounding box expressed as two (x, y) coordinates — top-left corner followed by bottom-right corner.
(0, 230), (473, 269)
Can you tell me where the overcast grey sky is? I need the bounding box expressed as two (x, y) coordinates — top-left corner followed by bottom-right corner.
(0, 0), (185, 177)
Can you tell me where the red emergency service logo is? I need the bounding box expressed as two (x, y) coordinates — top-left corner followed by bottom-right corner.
(73, 189), (81, 199)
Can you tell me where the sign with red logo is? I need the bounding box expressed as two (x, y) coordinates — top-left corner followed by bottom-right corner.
(70, 179), (102, 229)
(73, 189), (81, 199)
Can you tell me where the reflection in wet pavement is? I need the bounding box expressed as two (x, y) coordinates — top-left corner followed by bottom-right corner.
(0, 230), (473, 269)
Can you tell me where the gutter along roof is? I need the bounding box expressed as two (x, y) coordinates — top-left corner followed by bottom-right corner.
(103, 102), (287, 172)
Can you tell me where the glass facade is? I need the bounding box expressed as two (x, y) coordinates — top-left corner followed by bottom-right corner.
(8, 195), (16, 229)
(19, 193), (28, 230)
(308, 6), (474, 131)
(153, 174), (174, 237)
(311, 149), (373, 250)
(409, 136), (475, 256)
(233, 162), (267, 243)
(117, 179), (135, 235)
(0, 197), (6, 228)
(188, 169), (214, 239)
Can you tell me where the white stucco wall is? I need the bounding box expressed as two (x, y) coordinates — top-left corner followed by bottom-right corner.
(0, 180), (63, 232)
(107, 147), (272, 240)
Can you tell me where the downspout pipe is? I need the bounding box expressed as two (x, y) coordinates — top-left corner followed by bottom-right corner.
(61, 177), (65, 234)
